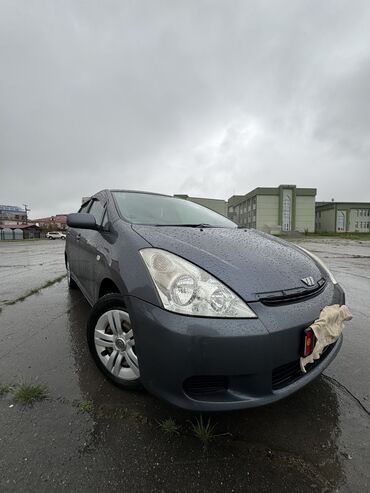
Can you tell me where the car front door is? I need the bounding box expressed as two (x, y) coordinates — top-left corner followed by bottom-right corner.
(66, 199), (91, 287)
(76, 197), (107, 303)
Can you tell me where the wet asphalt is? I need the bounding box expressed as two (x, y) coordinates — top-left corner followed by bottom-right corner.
(0, 238), (369, 492)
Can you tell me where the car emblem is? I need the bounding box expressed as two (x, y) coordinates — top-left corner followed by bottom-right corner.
(301, 276), (315, 287)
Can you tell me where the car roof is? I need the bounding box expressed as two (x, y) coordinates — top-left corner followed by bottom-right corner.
(92, 189), (172, 198)
(110, 189), (170, 197)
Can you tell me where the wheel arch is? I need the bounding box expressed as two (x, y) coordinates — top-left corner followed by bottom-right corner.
(99, 278), (121, 298)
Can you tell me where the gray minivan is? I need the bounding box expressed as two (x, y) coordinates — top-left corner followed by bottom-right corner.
(66, 190), (345, 411)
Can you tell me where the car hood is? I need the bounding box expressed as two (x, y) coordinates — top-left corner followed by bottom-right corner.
(132, 225), (323, 302)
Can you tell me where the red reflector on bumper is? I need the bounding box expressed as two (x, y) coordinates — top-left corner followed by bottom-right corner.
(303, 328), (315, 357)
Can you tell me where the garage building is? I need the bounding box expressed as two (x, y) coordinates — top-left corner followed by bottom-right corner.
(0, 224), (41, 240)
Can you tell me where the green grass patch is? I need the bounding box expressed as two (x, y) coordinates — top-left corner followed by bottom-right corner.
(157, 417), (181, 436)
(13, 382), (48, 405)
(5, 274), (67, 306)
(278, 232), (370, 241)
(191, 415), (216, 448)
(76, 400), (94, 413)
(0, 384), (13, 396)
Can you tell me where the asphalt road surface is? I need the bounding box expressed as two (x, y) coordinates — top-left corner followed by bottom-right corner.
(0, 238), (369, 492)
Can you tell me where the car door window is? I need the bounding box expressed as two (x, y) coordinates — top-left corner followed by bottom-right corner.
(89, 199), (106, 226)
(79, 201), (91, 213)
(101, 209), (109, 229)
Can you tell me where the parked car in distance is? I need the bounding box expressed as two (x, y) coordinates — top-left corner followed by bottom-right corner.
(46, 231), (66, 240)
(65, 190), (345, 411)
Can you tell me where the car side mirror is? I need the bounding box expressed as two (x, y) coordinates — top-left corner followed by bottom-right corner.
(67, 213), (97, 230)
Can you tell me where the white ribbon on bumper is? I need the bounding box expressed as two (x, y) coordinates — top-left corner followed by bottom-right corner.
(300, 304), (352, 373)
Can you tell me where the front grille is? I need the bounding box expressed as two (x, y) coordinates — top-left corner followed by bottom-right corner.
(258, 278), (326, 306)
(183, 375), (228, 396)
(272, 343), (334, 390)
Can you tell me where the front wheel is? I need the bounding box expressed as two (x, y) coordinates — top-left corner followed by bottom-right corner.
(87, 294), (141, 389)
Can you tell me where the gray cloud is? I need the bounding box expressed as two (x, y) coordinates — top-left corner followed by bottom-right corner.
(0, 0), (369, 217)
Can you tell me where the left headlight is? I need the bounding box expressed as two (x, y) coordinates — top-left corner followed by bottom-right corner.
(140, 248), (257, 318)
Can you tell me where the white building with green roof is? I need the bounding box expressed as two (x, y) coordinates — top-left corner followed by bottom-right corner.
(228, 185), (317, 233)
(315, 202), (370, 232)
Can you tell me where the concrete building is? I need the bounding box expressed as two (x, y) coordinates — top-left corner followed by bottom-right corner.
(228, 185), (317, 233)
(0, 205), (27, 225)
(174, 195), (228, 217)
(315, 202), (370, 233)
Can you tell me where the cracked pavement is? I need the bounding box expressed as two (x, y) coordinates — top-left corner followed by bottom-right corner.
(0, 238), (369, 492)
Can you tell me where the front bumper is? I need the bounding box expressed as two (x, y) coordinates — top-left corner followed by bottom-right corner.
(128, 283), (345, 411)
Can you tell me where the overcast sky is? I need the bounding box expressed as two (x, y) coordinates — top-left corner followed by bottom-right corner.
(1, 0), (369, 218)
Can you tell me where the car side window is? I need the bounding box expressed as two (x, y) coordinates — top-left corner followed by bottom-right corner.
(101, 209), (109, 229)
(79, 201), (91, 213)
(89, 199), (106, 226)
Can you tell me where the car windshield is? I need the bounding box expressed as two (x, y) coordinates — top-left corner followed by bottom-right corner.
(112, 192), (237, 228)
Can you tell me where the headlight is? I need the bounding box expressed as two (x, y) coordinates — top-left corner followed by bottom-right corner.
(140, 248), (257, 318)
(297, 246), (338, 285)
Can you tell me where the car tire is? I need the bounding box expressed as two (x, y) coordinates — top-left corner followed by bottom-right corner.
(66, 259), (78, 289)
(87, 294), (141, 390)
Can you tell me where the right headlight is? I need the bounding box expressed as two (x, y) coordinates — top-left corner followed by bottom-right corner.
(297, 246), (338, 285)
(140, 248), (257, 318)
